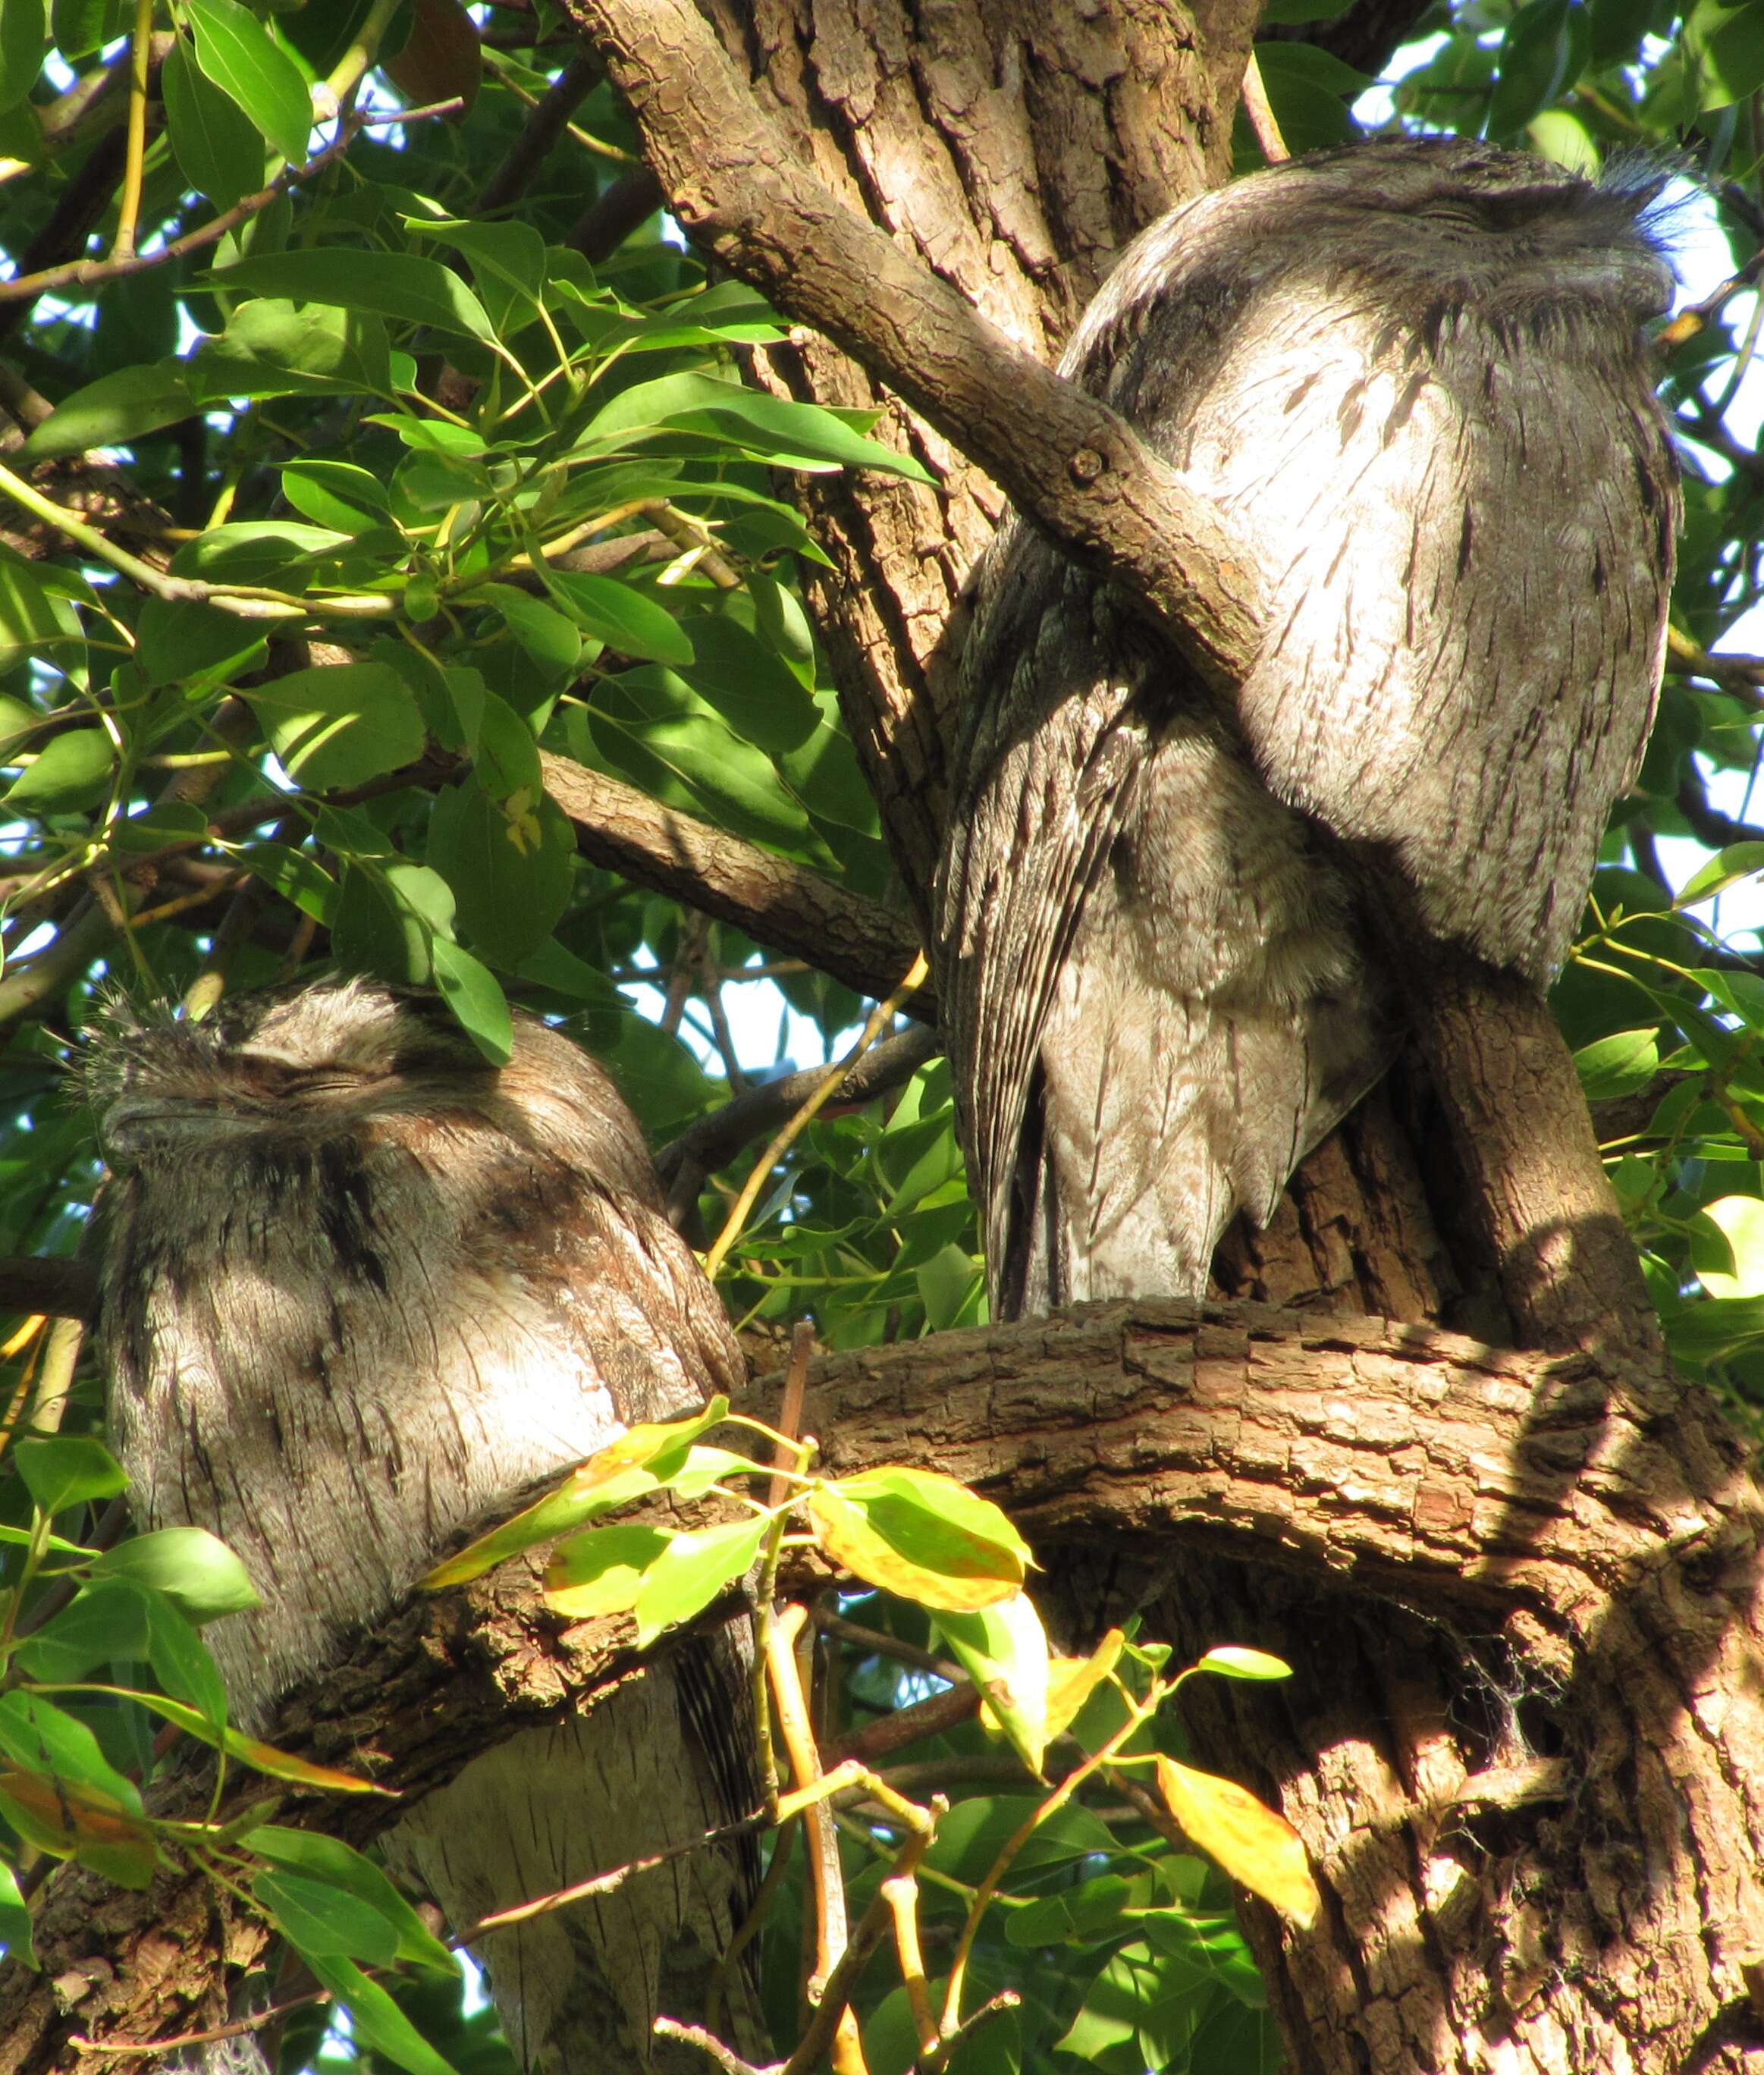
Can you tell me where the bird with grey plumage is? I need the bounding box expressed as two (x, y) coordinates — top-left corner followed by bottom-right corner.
(935, 137), (1680, 1321)
(83, 977), (762, 2073)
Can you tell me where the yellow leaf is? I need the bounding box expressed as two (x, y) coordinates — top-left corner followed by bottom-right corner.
(1154, 1756), (1320, 1928)
(805, 1469), (1025, 1612)
(1044, 1628), (1125, 1741)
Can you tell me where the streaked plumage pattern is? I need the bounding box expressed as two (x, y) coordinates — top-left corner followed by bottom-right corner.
(86, 979), (760, 2072)
(936, 138), (1679, 1318)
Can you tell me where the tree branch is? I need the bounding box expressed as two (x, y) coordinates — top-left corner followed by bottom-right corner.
(560, 0), (1265, 706)
(0, 1295), (1746, 2070)
(538, 751), (931, 1011)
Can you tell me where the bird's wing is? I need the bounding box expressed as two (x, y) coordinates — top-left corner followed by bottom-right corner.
(937, 549), (1154, 1313)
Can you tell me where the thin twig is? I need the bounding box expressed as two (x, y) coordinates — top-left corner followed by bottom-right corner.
(1239, 48), (1289, 163)
(705, 953), (928, 1279)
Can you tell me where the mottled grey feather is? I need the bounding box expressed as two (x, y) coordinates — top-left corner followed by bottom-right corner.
(86, 978), (761, 2072)
(936, 137), (1679, 1318)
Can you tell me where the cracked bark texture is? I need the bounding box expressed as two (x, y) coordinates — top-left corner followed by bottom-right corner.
(562, 6), (1764, 2071)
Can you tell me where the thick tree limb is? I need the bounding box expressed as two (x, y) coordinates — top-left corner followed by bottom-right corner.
(2, 1298), (1757, 2071)
(561, 0), (1266, 705)
(539, 751), (930, 1010)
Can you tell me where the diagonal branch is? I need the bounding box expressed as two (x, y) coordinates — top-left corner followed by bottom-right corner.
(560, 0), (1263, 706)
(538, 752), (929, 1012)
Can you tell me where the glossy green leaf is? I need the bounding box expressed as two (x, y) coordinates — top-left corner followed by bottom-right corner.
(632, 1515), (768, 1648)
(89, 1526), (260, 1619)
(208, 249), (494, 343)
(676, 613), (817, 750)
(162, 38), (265, 209)
(189, 299), (395, 403)
(14, 1581), (151, 1684)
(0, 548), (75, 670)
(256, 1869), (402, 1967)
(20, 361), (194, 463)
(4, 729), (112, 814)
(807, 1467), (1028, 1611)
(300, 1953), (463, 2075)
(243, 1826), (457, 1972)
(243, 661), (424, 789)
(935, 1595), (1050, 1776)
(1574, 1026), (1660, 1102)
(185, 0), (312, 162)
(541, 567), (694, 667)
(0, 0), (46, 114)
(545, 1521), (671, 1618)
(431, 939), (513, 1063)
(14, 1434), (128, 1515)
(0, 1857), (39, 1970)
(1194, 1647), (1293, 1683)
(135, 596), (265, 686)
(427, 775), (573, 966)
(580, 372), (934, 482)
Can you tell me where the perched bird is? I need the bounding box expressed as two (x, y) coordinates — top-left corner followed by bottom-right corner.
(935, 137), (1679, 1319)
(84, 977), (759, 2072)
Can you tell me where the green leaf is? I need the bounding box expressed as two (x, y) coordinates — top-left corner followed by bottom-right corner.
(281, 460), (395, 533)
(208, 249), (494, 343)
(0, 548), (75, 670)
(1574, 1026), (1659, 1102)
(20, 361), (195, 463)
(4, 730), (112, 815)
(427, 776), (573, 966)
(431, 940), (513, 1064)
(589, 673), (822, 856)
(402, 214), (545, 332)
(243, 661), (424, 789)
(185, 0), (312, 162)
(1194, 1647), (1293, 1682)
(806, 1467), (1028, 1612)
(190, 299), (395, 403)
(162, 37), (265, 208)
(14, 1435), (128, 1515)
(14, 1581), (151, 1684)
(1248, 42), (1370, 153)
(256, 1869), (402, 1967)
(632, 1516), (768, 1648)
(143, 1594), (231, 1724)
(52, 0), (123, 61)
(1006, 1873), (1135, 1947)
(135, 597), (265, 686)
(580, 372), (934, 482)
(0, 0), (46, 115)
(424, 1402), (733, 1588)
(238, 840), (337, 923)
(541, 568), (694, 667)
(242, 1827), (457, 1973)
(934, 1595), (1050, 1777)
(1685, 0), (1764, 108)
(300, 1954), (462, 2075)
(0, 1857), (39, 1970)
(677, 613), (818, 751)
(0, 1706), (138, 1820)
(480, 586), (581, 673)
(1487, 0), (1584, 136)
(1678, 841), (1764, 906)
(89, 1526), (260, 1619)
(545, 1521), (671, 1618)
(1691, 1195), (1764, 1301)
